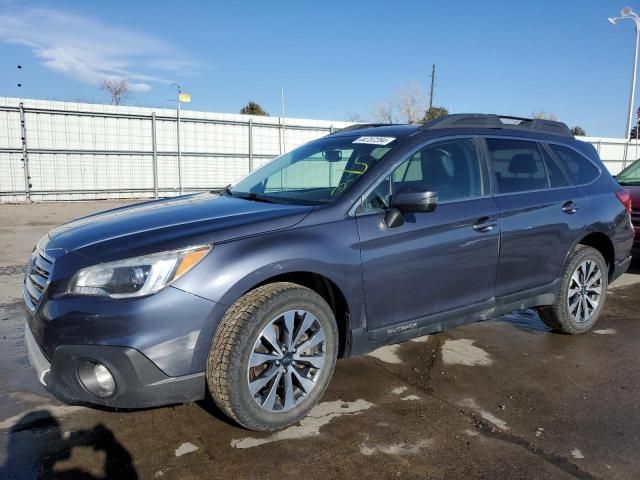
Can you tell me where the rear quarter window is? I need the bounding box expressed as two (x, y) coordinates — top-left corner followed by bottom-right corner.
(548, 144), (600, 185)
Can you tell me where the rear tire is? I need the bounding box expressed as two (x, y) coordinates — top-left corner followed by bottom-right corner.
(537, 245), (608, 334)
(206, 282), (338, 431)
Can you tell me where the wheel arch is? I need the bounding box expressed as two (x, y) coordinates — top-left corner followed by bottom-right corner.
(576, 231), (615, 280)
(246, 271), (352, 358)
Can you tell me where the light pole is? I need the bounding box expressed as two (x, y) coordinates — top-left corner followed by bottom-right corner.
(171, 83), (191, 195)
(609, 7), (640, 140)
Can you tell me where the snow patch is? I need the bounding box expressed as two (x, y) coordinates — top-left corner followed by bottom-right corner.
(0, 405), (85, 431)
(367, 344), (403, 364)
(442, 339), (492, 366)
(390, 386), (408, 395)
(401, 395), (421, 401)
(571, 448), (584, 459)
(175, 442), (198, 457)
(231, 399), (374, 448)
(458, 398), (509, 431)
(410, 335), (430, 343)
(593, 329), (616, 335)
(360, 439), (433, 456)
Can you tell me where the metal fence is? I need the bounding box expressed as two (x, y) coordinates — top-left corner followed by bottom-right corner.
(0, 97), (350, 202)
(1, 96), (638, 203)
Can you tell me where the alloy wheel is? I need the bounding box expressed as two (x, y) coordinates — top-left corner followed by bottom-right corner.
(248, 310), (325, 412)
(567, 260), (603, 323)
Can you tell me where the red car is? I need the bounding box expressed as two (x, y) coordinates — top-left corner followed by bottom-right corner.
(616, 160), (640, 247)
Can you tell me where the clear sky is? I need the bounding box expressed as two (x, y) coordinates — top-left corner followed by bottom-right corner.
(0, 0), (638, 137)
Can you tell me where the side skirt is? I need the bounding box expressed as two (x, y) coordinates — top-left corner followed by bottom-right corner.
(349, 280), (559, 357)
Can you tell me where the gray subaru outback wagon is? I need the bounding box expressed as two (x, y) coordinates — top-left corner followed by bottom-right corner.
(24, 114), (634, 431)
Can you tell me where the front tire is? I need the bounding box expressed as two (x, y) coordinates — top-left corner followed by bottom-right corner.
(537, 245), (608, 334)
(206, 282), (338, 431)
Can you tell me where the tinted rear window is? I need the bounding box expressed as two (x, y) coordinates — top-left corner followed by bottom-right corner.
(548, 144), (599, 185)
(486, 138), (549, 193)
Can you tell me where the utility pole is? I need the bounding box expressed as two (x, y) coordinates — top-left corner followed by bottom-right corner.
(429, 64), (436, 110)
(281, 88), (286, 154)
(171, 83), (191, 195)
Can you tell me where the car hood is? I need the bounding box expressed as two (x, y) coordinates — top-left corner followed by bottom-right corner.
(44, 193), (313, 261)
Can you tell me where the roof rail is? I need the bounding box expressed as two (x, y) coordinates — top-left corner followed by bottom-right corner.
(329, 123), (389, 135)
(419, 114), (573, 138)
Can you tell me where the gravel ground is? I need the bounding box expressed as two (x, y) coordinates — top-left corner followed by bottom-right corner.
(1, 200), (639, 480)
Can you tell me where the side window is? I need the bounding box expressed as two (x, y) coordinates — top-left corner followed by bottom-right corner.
(486, 138), (549, 194)
(362, 138), (482, 212)
(540, 145), (569, 188)
(548, 144), (600, 185)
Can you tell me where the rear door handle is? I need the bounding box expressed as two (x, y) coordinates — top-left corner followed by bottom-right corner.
(562, 201), (579, 214)
(473, 217), (497, 232)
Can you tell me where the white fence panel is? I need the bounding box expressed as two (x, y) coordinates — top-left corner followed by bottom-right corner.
(3, 96), (639, 203)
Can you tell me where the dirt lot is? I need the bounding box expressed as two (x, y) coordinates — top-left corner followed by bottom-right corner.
(1, 200), (639, 480)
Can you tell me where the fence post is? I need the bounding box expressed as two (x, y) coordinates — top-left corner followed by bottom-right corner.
(278, 117), (283, 155)
(151, 112), (158, 198)
(248, 118), (254, 172)
(330, 125), (334, 134)
(19, 102), (31, 202)
(623, 141), (629, 169)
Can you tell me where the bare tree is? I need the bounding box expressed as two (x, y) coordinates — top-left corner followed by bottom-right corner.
(101, 78), (130, 105)
(371, 100), (397, 124)
(397, 82), (427, 123)
(531, 110), (559, 121)
(345, 112), (366, 123)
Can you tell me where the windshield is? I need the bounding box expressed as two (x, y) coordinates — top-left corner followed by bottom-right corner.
(229, 135), (396, 204)
(617, 159), (640, 185)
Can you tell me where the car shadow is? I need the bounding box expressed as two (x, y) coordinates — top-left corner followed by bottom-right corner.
(0, 410), (137, 480)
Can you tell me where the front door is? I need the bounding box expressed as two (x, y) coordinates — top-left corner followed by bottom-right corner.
(356, 138), (500, 333)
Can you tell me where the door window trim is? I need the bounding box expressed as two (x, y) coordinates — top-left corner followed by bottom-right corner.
(349, 135), (488, 217)
(479, 135), (602, 197)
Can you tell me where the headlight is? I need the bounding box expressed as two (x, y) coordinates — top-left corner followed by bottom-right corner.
(67, 246), (211, 298)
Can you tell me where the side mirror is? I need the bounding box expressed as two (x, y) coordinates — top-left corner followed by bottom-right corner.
(391, 190), (438, 213)
(383, 190), (437, 228)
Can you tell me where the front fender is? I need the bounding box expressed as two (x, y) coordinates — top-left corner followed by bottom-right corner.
(171, 217), (366, 359)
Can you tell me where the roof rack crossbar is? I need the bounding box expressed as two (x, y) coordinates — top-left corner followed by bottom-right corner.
(418, 114), (573, 138)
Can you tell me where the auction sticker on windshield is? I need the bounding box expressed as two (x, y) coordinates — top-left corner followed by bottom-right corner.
(352, 136), (396, 146)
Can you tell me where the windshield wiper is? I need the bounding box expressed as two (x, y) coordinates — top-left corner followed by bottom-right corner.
(618, 180), (640, 186)
(230, 191), (280, 204)
(215, 184), (233, 196)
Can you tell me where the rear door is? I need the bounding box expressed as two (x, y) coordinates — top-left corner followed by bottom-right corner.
(484, 137), (588, 298)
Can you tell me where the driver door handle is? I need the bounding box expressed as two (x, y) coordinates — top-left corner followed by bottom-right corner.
(473, 217), (497, 232)
(562, 201), (579, 214)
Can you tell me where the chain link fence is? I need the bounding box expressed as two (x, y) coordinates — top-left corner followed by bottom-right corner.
(0, 96), (637, 202)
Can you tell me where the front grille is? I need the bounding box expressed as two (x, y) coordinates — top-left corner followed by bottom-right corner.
(23, 250), (54, 311)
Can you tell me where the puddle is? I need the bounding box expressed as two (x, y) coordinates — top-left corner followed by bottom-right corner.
(500, 309), (551, 332)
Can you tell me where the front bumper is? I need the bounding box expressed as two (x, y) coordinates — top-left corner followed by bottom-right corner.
(24, 320), (206, 408)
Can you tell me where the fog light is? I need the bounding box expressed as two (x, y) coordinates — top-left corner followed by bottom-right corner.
(78, 361), (116, 398)
(93, 364), (115, 396)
